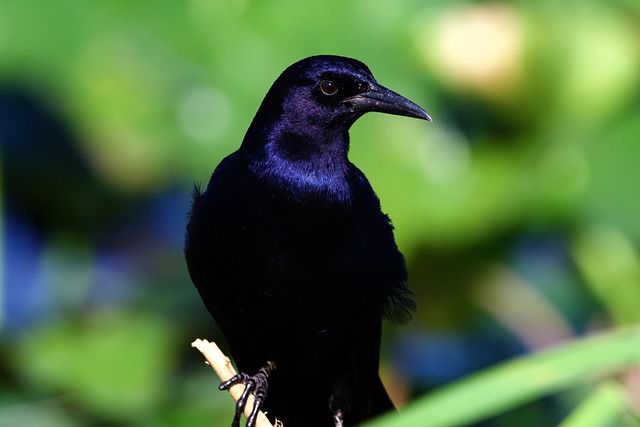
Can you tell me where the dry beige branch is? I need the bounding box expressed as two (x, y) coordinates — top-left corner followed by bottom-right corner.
(191, 338), (275, 427)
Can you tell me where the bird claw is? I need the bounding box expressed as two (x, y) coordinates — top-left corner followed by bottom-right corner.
(219, 362), (275, 427)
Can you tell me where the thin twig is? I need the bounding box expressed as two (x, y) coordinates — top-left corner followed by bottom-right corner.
(191, 339), (275, 427)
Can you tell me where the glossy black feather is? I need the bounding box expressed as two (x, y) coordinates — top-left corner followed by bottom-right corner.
(185, 55), (429, 427)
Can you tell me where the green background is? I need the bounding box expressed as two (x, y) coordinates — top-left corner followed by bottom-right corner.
(1, 0), (639, 425)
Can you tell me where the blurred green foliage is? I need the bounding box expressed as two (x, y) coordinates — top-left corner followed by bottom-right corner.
(1, 0), (639, 426)
(365, 325), (640, 427)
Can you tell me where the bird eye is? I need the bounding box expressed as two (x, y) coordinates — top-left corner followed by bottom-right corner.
(320, 80), (339, 96)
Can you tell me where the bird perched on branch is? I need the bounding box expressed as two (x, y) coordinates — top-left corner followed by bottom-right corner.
(185, 55), (431, 427)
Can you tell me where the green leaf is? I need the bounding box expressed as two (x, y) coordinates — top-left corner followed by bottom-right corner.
(559, 381), (628, 427)
(363, 326), (640, 427)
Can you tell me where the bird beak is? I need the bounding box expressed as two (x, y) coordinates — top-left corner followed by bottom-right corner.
(345, 82), (433, 122)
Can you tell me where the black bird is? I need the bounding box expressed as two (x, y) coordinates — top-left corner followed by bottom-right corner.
(185, 55), (431, 427)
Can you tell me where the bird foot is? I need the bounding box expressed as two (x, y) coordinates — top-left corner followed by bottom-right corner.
(219, 361), (276, 427)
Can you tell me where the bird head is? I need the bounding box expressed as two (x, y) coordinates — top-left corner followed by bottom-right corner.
(243, 56), (431, 148)
(279, 55), (431, 126)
